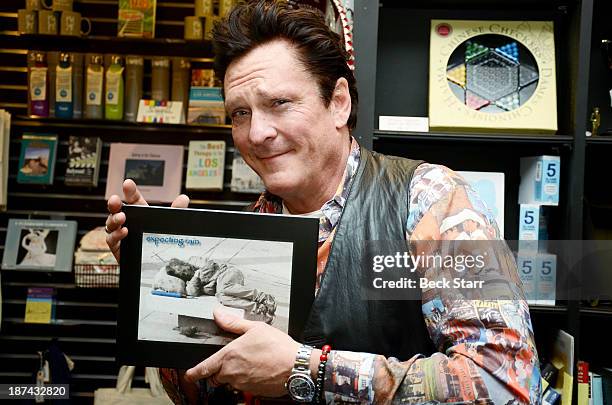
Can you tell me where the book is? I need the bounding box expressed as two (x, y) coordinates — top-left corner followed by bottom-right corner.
(118, 0), (156, 38)
(24, 287), (55, 324)
(578, 361), (590, 405)
(105, 143), (184, 203)
(185, 141), (226, 190)
(456, 170), (505, 236)
(230, 150), (265, 194)
(0, 109), (10, 210)
(1, 219), (77, 272)
(17, 133), (58, 185)
(188, 69), (225, 125)
(551, 329), (574, 405)
(65, 136), (102, 187)
(591, 372), (603, 405)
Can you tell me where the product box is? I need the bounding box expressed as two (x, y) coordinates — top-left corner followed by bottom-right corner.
(516, 251), (556, 305)
(17, 133), (58, 185)
(2, 219), (78, 272)
(519, 155), (560, 206)
(537, 252), (556, 306)
(429, 20), (557, 133)
(185, 141), (226, 190)
(516, 253), (538, 305)
(518, 204), (549, 252)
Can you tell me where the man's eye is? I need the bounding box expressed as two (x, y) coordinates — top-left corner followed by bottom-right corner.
(273, 99), (289, 106)
(231, 110), (249, 118)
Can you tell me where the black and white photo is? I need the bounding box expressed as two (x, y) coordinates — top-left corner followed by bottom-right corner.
(138, 233), (292, 345)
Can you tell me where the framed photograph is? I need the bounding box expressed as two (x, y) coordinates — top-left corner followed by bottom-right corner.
(1, 219), (77, 272)
(117, 205), (319, 369)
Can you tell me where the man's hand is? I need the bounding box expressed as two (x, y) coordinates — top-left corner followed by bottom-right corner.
(185, 307), (309, 397)
(105, 179), (190, 262)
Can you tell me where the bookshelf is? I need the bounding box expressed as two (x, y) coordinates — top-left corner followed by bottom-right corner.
(353, 0), (611, 397)
(0, 0), (253, 401)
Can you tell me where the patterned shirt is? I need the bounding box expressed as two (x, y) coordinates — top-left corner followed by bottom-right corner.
(161, 138), (541, 404)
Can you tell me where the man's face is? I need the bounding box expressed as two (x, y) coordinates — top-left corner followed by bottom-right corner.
(224, 39), (345, 198)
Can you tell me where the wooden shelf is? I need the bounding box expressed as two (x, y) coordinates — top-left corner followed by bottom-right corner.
(0, 33), (214, 58)
(580, 306), (612, 316)
(374, 130), (574, 145)
(529, 304), (568, 314)
(586, 135), (612, 144)
(380, 0), (577, 8)
(11, 116), (232, 136)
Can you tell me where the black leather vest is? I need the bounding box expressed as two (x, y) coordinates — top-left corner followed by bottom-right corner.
(302, 148), (437, 360)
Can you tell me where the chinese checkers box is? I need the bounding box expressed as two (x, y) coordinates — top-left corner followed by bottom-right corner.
(429, 20), (557, 133)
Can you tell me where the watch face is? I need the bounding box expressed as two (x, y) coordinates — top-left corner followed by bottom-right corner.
(287, 374), (315, 402)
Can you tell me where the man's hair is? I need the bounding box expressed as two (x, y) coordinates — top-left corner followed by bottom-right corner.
(212, 0), (358, 131)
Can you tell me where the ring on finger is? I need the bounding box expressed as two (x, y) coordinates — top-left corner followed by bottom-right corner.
(105, 224), (112, 234)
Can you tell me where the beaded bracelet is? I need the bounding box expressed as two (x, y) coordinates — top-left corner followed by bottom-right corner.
(315, 344), (331, 404)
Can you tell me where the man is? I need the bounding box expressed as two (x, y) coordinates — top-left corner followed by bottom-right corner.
(154, 257), (277, 325)
(106, 1), (541, 403)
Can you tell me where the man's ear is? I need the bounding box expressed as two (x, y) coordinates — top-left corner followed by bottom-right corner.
(330, 77), (351, 129)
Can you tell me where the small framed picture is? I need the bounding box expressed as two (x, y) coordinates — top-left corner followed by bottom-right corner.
(117, 205), (319, 369)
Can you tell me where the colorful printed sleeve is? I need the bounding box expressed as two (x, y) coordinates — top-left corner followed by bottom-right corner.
(323, 163), (542, 404)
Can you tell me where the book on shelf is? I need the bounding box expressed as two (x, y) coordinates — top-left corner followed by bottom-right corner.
(0, 109), (10, 210)
(24, 287), (56, 324)
(187, 69), (226, 125)
(65, 136), (102, 187)
(577, 360), (590, 405)
(105, 143), (184, 203)
(551, 329), (574, 405)
(1, 219), (77, 272)
(17, 133), (58, 185)
(185, 141), (226, 191)
(230, 150), (265, 194)
(118, 0), (156, 38)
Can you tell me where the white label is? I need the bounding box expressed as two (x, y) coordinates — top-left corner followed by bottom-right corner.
(30, 67), (47, 101)
(379, 116), (429, 132)
(137, 99), (184, 124)
(105, 68), (123, 106)
(56, 66), (72, 103)
(86, 67), (103, 106)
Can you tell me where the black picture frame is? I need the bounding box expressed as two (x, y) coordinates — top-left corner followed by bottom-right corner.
(117, 204), (319, 369)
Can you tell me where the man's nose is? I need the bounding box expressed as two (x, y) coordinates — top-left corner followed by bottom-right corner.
(248, 110), (276, 145)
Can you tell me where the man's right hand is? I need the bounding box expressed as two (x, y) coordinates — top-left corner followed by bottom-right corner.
(105, 179), (190, 262)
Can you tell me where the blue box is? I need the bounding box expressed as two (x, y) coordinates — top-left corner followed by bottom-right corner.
(519, 155), (560, 206)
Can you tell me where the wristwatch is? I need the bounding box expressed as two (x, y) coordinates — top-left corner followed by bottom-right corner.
(286, 344), (316, 403)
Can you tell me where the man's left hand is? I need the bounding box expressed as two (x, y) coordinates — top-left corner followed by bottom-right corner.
(184, 307), (300, 397)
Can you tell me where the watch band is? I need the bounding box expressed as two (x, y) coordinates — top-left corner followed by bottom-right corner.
(293, 344), (313, 373)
